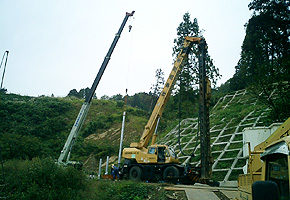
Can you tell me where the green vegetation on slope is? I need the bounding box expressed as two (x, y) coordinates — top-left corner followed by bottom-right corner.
(3, 158), (172, 200)
(0, 93), (72, 160)
(3, 158), (88, 200)
(219, 0), (289, 122)
(93, 180), (168, 200)
(0, 92), (148, 162)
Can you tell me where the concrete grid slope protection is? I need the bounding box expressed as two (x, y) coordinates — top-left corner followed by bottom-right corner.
(159, 89), (274, 181)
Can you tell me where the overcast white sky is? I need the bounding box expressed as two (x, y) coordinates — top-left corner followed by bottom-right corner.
(0, 0), (251, 98)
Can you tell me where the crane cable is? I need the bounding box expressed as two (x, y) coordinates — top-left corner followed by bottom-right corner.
(117, 19), (134, 167)
(177, 74), (187, 156)
(177, 72), (200, 161)
(125, 15), (134, 98)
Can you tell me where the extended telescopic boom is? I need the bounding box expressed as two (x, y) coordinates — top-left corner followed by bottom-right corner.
(129, 36), (202, 149)
(58, 11), (135, 164)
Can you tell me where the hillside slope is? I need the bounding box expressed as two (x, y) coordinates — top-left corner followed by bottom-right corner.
(0, 92), (148, 164)
(159, 89), (275, 182)
(0, 88), (278, 182)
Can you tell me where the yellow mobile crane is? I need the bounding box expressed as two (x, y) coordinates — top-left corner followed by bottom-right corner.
(121, 36), (212, 184)
(238, 117), (290, 200)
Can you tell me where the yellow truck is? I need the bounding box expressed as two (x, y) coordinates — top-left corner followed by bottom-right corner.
(238, 118), (290, 200)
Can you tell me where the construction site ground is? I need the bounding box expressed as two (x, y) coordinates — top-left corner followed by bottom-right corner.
(165, 183), (239, 200)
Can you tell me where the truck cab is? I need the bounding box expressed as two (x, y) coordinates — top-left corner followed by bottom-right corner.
(260, 137), (290, 200)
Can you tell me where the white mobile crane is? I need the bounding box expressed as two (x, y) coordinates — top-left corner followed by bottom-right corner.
(121, 36), (213, 184)
(58, 11), (135, 165)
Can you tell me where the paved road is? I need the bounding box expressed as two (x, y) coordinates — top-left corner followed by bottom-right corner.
(165, 183), (239, 200)
(184, 188), (220, 200)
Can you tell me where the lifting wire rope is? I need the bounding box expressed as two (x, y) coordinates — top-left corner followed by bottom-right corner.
(177, 65), (200, 162)
(117, 16), (134, 167)
(123, 15), (134, 110)
(125, 15), (134, 93)
(0, 51), (9, 89)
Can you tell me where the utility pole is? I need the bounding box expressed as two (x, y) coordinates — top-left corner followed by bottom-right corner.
(98, 158), (102, 180)
(118, 111), (126, 167)
(105, 156), (109, 175)
(198, 39), (212, 180)
(118, 90), (128, 167)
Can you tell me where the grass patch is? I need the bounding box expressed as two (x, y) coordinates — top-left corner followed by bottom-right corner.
(94, 180), (167, 200)
(212, 171), (227, 181)
(228, 142), (243, 149)
(217, 135), (232, 143)
(211, 137), (217, 143)
(210, 130), (221, 137)
(222, 127), (236, 135)
(228, 169), (244, 181)
(182, 128), (194, 135)
(222, 151), (239, 158)
(212, 144), (226, 151)
(212, 152), (221, 159)
(236, 126), (246, 133)
(190, 153), (201, 163)
(215, 160), (233, 169)
(181, 134), (194, 143)
(233, 134), (243, 141)
(244, 118), (257, 124)
(235, 159), (247, 168)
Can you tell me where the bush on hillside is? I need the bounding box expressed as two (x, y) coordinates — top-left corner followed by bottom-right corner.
(94, 180), (166, 200)
(4, 158), (89, 200)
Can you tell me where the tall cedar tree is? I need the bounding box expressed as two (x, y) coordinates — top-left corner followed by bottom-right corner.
(231, 0), (289, 121)
(172, 13), (220, 101)
(67, 87), (92, 99)
(149, 68), (165, 111)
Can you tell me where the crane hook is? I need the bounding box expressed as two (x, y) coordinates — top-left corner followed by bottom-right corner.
(129, 25), (132, 32)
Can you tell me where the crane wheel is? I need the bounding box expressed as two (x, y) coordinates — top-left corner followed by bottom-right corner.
(129, 166), (142, 181)
(163, 166), (179, 183)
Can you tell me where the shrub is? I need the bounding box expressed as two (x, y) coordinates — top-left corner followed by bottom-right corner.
(94, 180), (166, 200)
(4, 158), (89, 200)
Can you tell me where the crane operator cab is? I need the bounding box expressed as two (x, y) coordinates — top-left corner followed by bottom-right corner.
(147, 145), (178, 163)
(147, 146), (176, 163)
(123, 144), (179, 164)
(259, 138), (290, 200)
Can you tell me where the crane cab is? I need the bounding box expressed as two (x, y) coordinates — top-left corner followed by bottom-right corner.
(147, 145), (179, 164)
(122, 144), (179, 164)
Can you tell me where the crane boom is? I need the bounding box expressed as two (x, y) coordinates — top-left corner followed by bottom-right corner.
(121, 36), (213, 184)
(130, 36), (202, 149)
(58, 11), (135, 164)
